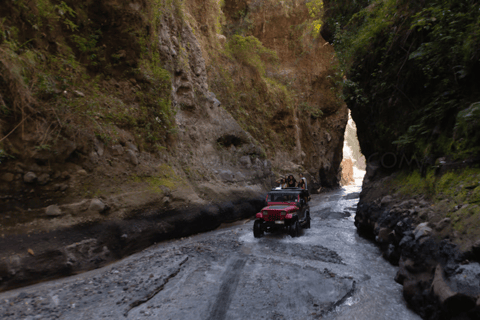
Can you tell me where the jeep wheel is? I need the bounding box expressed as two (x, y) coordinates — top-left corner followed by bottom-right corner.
(253, 220), (264, 238)
(304, 211), (311, 229)
(289, 220), (299, 237)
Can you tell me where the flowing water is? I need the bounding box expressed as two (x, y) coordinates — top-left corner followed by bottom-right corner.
(0, 174), (421, 319)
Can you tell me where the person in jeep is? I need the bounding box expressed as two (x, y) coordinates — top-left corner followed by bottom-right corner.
(286, 175), (296, 187)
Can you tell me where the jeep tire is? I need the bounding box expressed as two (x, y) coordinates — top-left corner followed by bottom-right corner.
(289, 220), (300, 237)
(253, 220), (264, 238)
(304, 211), (311, 229)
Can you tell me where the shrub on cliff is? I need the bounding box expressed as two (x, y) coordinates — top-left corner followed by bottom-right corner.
(0, 0), (176, 156)
(326, 0), (480, 162)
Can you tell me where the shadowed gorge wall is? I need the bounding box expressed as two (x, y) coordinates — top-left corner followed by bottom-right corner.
(0, 0), (346, 239)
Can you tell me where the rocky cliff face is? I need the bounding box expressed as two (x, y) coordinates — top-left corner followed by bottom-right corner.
(323, 0), (480, 318)
(0, 0), (346, 289)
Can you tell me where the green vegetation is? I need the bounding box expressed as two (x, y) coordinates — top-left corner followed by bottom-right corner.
(306, 0), (324, 38)
(392, 167), (480, 245)
(225, 35), (278, 75)
(0, 0), (178, 157)
(394, 167), (480, 204)
(133, 164), (184, 192)
(209, 32), (298, 152)
(299, 101), (323, 119)
(325, 0), (480, 161)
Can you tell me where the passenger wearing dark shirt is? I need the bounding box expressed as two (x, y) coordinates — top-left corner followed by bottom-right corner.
(298, 179), (305, 190)
(287, 175), (296, 188)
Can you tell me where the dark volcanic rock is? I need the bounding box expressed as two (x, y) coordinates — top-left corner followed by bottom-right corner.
(356, 169), (480, 319)
(0, 196), (265, 292)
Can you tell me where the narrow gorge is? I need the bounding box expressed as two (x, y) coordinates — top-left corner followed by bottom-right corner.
(1, 0), (479, 319)
(0, 0), (348, 290)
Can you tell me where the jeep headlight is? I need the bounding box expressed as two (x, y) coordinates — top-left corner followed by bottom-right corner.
(281, 211), (286, 216)
(262, 211), (268, 216)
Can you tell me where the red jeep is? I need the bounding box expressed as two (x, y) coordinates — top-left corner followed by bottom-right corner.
(253, 187), (311, 238)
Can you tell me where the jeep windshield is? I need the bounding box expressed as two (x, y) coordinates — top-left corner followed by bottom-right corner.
(267, 193), (299, 203)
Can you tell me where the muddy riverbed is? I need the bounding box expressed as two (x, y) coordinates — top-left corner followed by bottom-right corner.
(0, 180), (421, 319)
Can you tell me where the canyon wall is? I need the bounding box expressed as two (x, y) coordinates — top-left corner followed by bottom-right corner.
(323, 0), (480, 318)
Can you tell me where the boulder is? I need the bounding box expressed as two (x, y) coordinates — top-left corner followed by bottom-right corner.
(414, 222), (432, 240)
(381, 195), (393, 206)
(1, 172), (14, 182)
(235, 171), (246, 182)
(432, 264), (477, 316)
(45, 205), (62, 217)
(23, 172), (37, 183)
(435, 218), (451, 231)
(76, 169), (88, 176)
(473, 239), (480, 257)
(126, 142), (138, 152)
(219, 170), (234, 182)
(239, 156), (251, 168)
(94, 139), (104, 157)
(216, 34), (227, 44)
(253, 157), (263, 168)
(376, 227), (391, 244)
(37, 173), (50, 185)
(89, 199), (106, 213)
(126, 150), (138, 165)
(111, 144), (124, 155)
(398, 199), (417, 209)
(345, 192), (360, 200)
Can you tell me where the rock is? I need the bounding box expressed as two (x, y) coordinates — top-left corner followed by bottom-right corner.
(432, 264), (477, 315)
(64, 239), (110, 267)
(1, 172), (14, 182)
(376, 228), (391, 244)
(473, 240), (480, 256)
(111, 144), (124, 155)
(414, 222), (432, 240)
(94, 139), (104, 157)
(126, 142), (138, 152)
(435, 218), (451, 231)
(398, 199), (417, 209)
(417, 207), (432, 220)
(211, 98), (221, 108)
(239, 156), (251, 168)
(61, 171), (71, 180)
(341, 158), (354, 185)
(73, 90), (85, 97)
(235, 171), (246, 182)
(77, 169), (88, 176)
(14, 163), (25, 173)
(253, 158), (263, 168)
(219, 170), (234, 182)
(54, 183), (69, 192)
(89, 199), (106, 213)
(345, 192), (360, 200)
(126, 150), (138, 165)
(427, 211), (437, 220)
(37, 173), (50, 185)
(216, 34), (226, 44)
(449, 264), (480, 297)
(418, 199), (430, 207)
(56, 139), (77, 162)
(45, 205), (62, 216)
(325, 131), (332, 142)
(432, 265), (454, 303)
(23, 172), (37, 183)
(381, 195), (393, 206)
